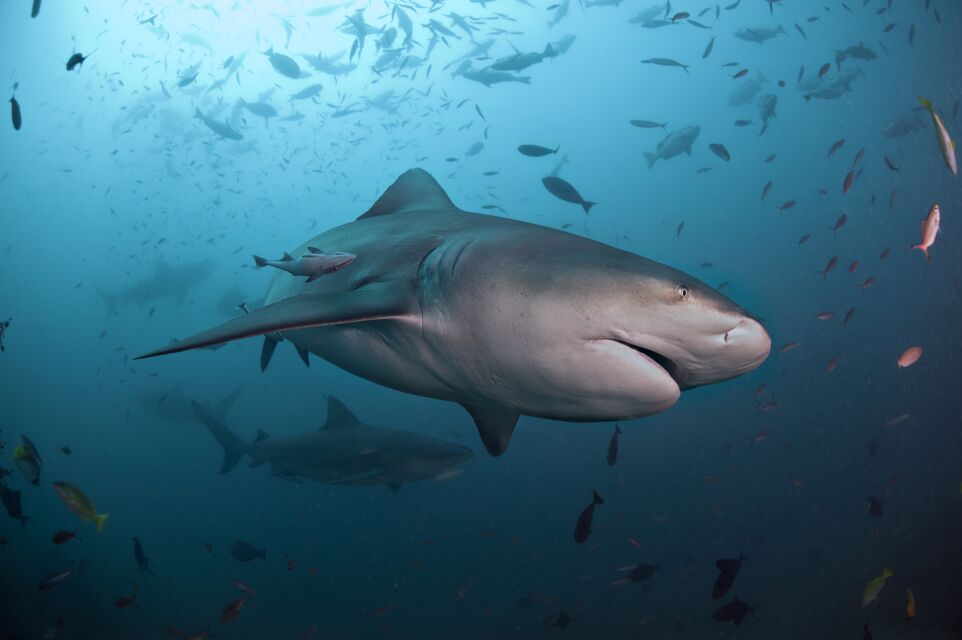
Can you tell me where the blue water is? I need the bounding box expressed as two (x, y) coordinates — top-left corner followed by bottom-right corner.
(2, 0), (961, 638)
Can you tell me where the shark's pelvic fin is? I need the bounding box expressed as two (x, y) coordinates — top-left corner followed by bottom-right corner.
(358, 168), (457, 219)
(136, 286), (409, 359)
(324, 396), (361, 429)
(461, 404), (520, 456)
(260, 335), (281, 372)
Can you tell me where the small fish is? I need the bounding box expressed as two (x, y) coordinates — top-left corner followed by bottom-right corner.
(713, 557), (744, 599)
(712, 597), (754, 626)
(66, 51), (95, 71)
(818, 63), (831, 77)
(910, 204), (940, 261)
(826, 139), (845, 157)
(52, 529), (81, 545)
(60, 446), (71, 455)
(676, 221), (685, 237)
(862, 567), (894, 607)
(52, 481), (108, 532)
(641, 58), (689, 73)
(825, 357), (838, 373)
(220, 597), (248, 624)
(897, 346), (922, 369)
(230, 540), (266, 562)
(703, 36), (715, 59)
(517, 144), (559, 157)
(918, 97), (957, 175)
(842, 308), (855, 325)
(884, 156), (901, 172)
(818, 256), (838, 279)
(253, 249), (356, 282)
(629, 120), (666, 129)
(906, 588), (916, 620)
(843, 171), (855, 193)
(734, 119), (752, 127)
(778, 341), (799, 352)
(777, 200), (796, 213)
(815, 311), (835, 321)
(542, 176), (596, 214)
(232, 580), (258, 597)
(38, 568), (78, 591)
(573, 490), (604, 544)
(761, 180), (773, 200)
(732, 69), (749, 79)
(10, 95), (21, 131)
(798, 234), (810, 244)
(606, 425), (621, 467)
(709, 143), (730, 161)
(829, 213), (847, 237)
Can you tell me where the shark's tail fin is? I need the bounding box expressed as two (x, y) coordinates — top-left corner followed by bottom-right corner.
(191, 400), (246, 474)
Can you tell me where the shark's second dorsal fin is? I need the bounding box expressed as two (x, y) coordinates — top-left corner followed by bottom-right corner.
(357, 169), (456, 220)
(323, 396), (361, 429)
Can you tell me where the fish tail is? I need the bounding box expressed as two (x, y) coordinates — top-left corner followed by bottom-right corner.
(192, 400), (246, 474)
(582, 201), (597, 215)
(882, 566), (894, 579)
(643, 152), (656, 169)
(95, 512), (109, 533)
(911, 244), (928, 260)
(253, 255), (268, 267)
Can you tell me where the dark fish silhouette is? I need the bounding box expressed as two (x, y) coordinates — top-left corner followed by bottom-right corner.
(10, 95), (21, 130)
(542, 176), (596, 214)
(573, 490), (603, 543)
(709, 143), (730, 161)
(230, 540), (266, 562)
(0, 484), (31, 528)
(712, 597), (754, 625)
(628, 562), (657, 581)
(606, 425), (621, 466)
(518, 144), (559, 157)
(712, 557), (743, 599)
(66, 51), (95, 71)
(133, 537), (159, 577)
(31, 0), (41, 18)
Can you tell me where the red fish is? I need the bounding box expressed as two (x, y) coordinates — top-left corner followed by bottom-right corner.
(220, 597), (247, 624)
(52, 529), (81, 545)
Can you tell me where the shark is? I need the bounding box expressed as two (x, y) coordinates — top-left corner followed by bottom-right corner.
(138, 169), (771, 456)
(95, 259), (216, 315)
(193, 395), (472, 490)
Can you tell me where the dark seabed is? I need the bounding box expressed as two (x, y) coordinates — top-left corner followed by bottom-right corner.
(1, 0), (961, 638)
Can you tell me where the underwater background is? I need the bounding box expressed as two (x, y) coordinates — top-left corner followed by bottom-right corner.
(2, 0), (962, 638)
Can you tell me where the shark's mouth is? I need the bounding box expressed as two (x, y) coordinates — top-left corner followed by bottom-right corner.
(610, 339), (686, 389)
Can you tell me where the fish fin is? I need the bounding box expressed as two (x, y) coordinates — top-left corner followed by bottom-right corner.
(192, 400), (246, 474)
(136, 286), (410, 359)
(460, 404), (519, 456)
(305, 272), (320, 283)
(358, 168), (457, 219)
(253, 255), (268, 267)
(883, 567), (894, 579)
(282, 252), (294, 261)
(643, 152), (657, 169)
(324, 396), (362, 429)
(253, 429), (270, 443)
(95, 512), (109, 533)
(307, 246), (322, 254)
(260, 335), (281, 372)
(582, 201), (597, 215)
(295, 344), (310, 367)
(212, 386), (244, 421)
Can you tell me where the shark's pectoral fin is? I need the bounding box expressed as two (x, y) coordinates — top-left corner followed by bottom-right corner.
(295, 345), (311, 367)
(260, 335), (281, 372)
(136, 286), (410, 359)
(461, 404), (520, 456)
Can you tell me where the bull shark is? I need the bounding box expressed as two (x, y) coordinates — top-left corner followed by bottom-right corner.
(193, 395), (472, 489)
(95, 259), (216, 315)
(138, 169), (770, 456)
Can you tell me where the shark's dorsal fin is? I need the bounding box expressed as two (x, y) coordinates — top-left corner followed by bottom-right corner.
(254, 429), (270, 443)
(324, 396), (361, 429)
(358, 169), (456, 220)
(461, 404), (520, 456)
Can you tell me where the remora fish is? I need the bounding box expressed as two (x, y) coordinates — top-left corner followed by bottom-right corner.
(138, 169), (771, 456)
(253, 248), (356, 283)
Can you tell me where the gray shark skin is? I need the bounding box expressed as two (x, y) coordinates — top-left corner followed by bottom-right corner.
(193, 396), (472, 489)
(95, 259), (216, 315)
(138, 169), (770, 456)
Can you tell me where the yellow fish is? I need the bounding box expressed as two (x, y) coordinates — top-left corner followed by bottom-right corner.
(51, 481), (109, 532)
(862, 566), (893, 607)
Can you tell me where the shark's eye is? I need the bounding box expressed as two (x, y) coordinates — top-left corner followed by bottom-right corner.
(677, 285), (691, 301)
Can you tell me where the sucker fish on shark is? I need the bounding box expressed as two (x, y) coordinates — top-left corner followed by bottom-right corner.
(138, 169), (771, 456)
